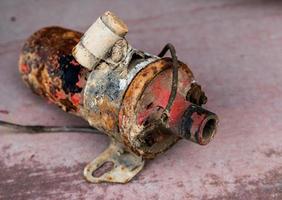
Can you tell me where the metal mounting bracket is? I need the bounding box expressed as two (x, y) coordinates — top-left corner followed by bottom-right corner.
(84, 140), (145, 183)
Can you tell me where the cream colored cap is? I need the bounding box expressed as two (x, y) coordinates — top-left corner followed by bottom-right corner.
(72, 11), (128, 70)
(101, 11), (128, 37)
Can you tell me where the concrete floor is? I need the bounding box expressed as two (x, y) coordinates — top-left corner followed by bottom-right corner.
(0, 0), (282, 199)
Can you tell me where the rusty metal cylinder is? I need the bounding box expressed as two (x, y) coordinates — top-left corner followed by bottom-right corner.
(19, 27), (86, 114)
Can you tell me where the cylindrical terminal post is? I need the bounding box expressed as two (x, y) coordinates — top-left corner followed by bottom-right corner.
(72, 11), (128, 70)
(180, 104), (218, 145)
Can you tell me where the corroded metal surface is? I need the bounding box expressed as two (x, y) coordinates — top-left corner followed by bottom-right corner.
(1, 0), (282, 199)
(18, 11), (217, 163)
(120, 58), (195, 158)
(19, 27), (87, 114)
(17, 15), (218, 183)
(84, 140), (145, 183)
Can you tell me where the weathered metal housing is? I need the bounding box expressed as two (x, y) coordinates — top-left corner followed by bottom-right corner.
(19, 11), (218, 183)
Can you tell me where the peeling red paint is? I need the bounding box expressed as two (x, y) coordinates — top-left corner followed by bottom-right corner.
(19, 64), (30, 74)
(55, 90), (67, 99)
(190, 112), (206, 135)
(71, 93), (81, 106)
(137, 68), (191, 126)
(75, 75), (86, 88)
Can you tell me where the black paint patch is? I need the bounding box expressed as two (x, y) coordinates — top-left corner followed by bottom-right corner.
(59, 55), (83, 94)
(180, 104), (207, 140)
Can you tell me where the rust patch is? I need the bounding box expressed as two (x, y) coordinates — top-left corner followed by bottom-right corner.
(86, 96), (119, 135)
(119, 58), (193, 158)
(186, 83), (207, 106)
(18, 27), (89, 114)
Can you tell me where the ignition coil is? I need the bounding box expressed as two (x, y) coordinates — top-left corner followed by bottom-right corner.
(17, 11), (218, 183)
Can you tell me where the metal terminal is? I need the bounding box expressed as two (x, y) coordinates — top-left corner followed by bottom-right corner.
(186, 83), (207, 106)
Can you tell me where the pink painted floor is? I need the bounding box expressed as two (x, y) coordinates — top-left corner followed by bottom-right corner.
(0, 0), (282, 199)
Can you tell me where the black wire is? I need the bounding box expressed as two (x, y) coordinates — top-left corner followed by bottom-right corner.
(158, 43), (179, 117)
(0, 120), (100, 134)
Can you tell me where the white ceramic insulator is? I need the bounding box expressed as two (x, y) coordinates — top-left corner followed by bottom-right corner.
(73, 11), (128, 70)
